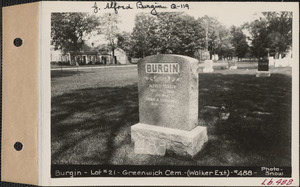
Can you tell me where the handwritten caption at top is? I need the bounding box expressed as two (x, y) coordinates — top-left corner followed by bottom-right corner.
(92, 1), (190, 15)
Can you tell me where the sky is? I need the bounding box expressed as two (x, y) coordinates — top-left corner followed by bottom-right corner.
(86, 9), (260, 46)
(49, 1), (295, 33)
(81, 1), (295, 45)
(113, 2), (267, 32)
(117, 11), (260, 32)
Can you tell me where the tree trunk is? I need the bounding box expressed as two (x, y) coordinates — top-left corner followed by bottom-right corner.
(112, 48), (115, 64)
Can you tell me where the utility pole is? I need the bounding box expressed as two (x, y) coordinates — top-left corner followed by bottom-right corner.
(108, 13), (116, 64)
(205, 19), (208, 51)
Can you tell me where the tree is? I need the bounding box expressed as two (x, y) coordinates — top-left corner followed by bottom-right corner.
(156, 13), (203, 56)
(215, 25), (235, 60)
(131, 13), (158, 58)
(264, 12), (292, 58)
(51, 13), (100, 53)
(98, 13), (120, 64)
(197, 16), (236, 60)
(117, 31), (133, 58)
(245, 18), (269, 58)
(131, 12), (203, 58)
(230, 26), (249, 61)
(245, 12), (292, 58)
(197, 15), (220, 52)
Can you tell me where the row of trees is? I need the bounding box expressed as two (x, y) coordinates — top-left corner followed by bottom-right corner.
(127, 13), (250, 60)
(244, 12), (292, 58)
(51, 13), (99, 52)
(51, 11), (292, 61)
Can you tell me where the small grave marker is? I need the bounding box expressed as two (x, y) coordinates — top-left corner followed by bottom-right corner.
(256, 58), (270, 77)
(203, 60), (214, 73)
(228, 60), (237, 70)
(269, 57), (274, 66)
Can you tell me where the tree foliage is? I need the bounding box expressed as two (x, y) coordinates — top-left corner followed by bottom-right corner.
(51, 11), (291, 61)
(131, 13), (157, 57)
(197, 15), (220, 52)
(264, 12), (292, 56)
(230, 26), (249, 60)
(98, 13), (120, 61)
(156, 13), (203, 56)
(131, 13), (204, 58)
(245, 12), (292, 58)
(215, 25), (235, 59)
(117, 31), (133, 57)
(51, 13), (100, 53)
(130, 13), (242, 59)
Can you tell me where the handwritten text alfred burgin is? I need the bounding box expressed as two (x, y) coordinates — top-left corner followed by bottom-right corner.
(92, 1), (190, 15)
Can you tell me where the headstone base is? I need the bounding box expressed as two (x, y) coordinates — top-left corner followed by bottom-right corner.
(203, 68), (214, 73)
(256, 71), (271, 77)
(229, 66), (237, 70)
(131, 123), (208, 157)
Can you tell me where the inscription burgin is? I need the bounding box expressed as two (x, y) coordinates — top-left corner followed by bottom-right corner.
(145, 63), (179, 107)
(139, 56), (198, 131)
(132, 54), (208, 157)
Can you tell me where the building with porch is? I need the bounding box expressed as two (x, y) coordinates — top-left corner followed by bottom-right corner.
(50, 42), (129, 65)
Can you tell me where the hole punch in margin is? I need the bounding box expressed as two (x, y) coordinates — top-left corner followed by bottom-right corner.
(13, 38), (23, 47)
(14, 142), (23, 151)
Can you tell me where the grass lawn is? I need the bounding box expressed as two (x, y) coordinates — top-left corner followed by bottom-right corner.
(51, 62), (291, 166)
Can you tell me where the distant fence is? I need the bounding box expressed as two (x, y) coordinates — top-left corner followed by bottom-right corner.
(51, 64), (137, 71)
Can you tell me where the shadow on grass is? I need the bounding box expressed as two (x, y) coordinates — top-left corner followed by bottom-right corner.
(51, 84), (139, 165)
(51, 70), (86, 79)
(197, 72), (291, 166)
(51, 71), (291, 166)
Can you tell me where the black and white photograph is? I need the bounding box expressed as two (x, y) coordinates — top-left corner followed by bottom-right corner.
(48, 1), (298, 185)
(1, 1), (299, 186)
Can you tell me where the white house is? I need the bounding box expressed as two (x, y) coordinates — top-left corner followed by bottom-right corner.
(114, 48), (129, 65)
(50, 41), (129, 66)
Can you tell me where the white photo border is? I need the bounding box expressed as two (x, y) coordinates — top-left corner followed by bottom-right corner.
(41, 1), (299, 186)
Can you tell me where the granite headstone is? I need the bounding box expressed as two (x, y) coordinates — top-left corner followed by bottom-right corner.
(203, 60), (214, 73)
(138, 55), (198, 131)
(258, 59), (269, 71)
(268, 57), (274, 66)
(256, 58), (270, 77)
(131, 54), (208, 157)
(228, 60), (237, 70)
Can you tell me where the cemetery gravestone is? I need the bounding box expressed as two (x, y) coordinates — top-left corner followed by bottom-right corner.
(212, 54), (219, 61)
(228, 60), (237, 70)
(202, 50), (210, 61)
(203, 60), (214, 73)
(131, 58), (140, 64)
(131, 54), (208, 157)
(258, 59), (269, 71)
(256, 58), (270, 77)
(268, 57), (274, 66)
